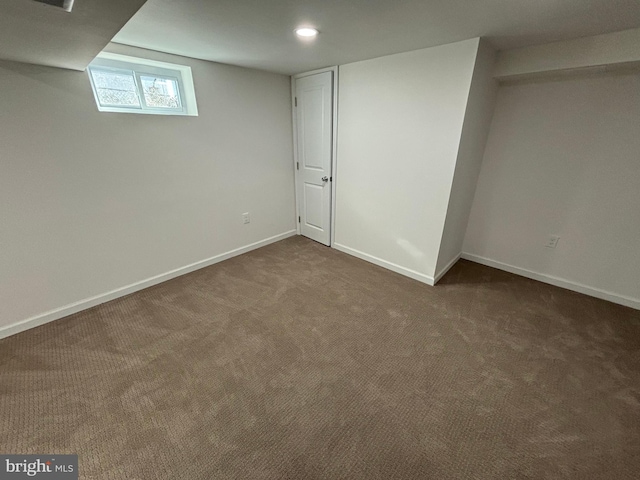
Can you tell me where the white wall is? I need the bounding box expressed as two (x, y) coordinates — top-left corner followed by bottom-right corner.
(463, 71), (640, 309)
(334, 39), (480, 283)
(435, 39), (497, 278)
(0, 44), (296, 334)
(495, 28), (640, 80)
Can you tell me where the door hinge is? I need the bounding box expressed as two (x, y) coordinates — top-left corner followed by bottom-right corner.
(330, 176), (332, 182)
(298, 216), (301, 223)
(296, 162), (299, 170)
(295, 97), (297, 107)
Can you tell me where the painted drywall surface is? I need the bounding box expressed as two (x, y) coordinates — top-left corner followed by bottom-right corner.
(495, 28), (640, 79)
(463, 72), (640, 303)
(0, 0), (148, 70)
(435, 40), (498, 277)
(334, 39), (479, 280)
(114, 0), (640, 75)
(0, 44), (295, 329)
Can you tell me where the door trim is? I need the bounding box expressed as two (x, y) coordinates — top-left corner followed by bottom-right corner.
(291, 66), (339, 246)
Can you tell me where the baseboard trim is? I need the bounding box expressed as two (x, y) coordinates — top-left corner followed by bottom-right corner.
(434, 253), (462, 284)
(461, 253), (640, 310)
(0, 230), (298, 340)
(332, 243), (435, 286)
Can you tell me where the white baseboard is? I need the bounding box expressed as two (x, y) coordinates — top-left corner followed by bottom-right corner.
(434, 253), (462, 284)
(332, 243), (435, 286)
(461, 253), (640, 310)
(0, 230), (297, 340)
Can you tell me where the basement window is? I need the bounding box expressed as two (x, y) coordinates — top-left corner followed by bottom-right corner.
(87, 53), (198, 116)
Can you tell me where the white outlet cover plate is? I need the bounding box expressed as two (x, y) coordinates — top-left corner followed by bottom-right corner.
(546, 235), (560, 248)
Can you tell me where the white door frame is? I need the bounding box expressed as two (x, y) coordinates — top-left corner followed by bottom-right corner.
(291, 66), (339, 246)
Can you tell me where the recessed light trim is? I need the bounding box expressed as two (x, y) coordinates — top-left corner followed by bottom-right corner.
(295, 27), (319, 38)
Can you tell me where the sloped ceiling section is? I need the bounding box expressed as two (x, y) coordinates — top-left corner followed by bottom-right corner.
(0, 0), (148, 71)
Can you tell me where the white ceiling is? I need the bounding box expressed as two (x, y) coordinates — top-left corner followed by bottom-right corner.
(113, 0), (640, 75)
(0, 0), (147, 70)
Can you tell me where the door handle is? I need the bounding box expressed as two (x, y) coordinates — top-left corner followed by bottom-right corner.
(321, 176), (329, 183)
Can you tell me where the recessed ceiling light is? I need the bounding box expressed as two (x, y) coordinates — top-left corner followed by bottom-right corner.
(295, 27), (319, 38)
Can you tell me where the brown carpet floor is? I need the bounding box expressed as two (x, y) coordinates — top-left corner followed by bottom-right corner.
(1, 236), (639, 479)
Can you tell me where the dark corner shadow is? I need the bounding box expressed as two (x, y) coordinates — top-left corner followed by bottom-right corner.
(435, 259), (514, 286)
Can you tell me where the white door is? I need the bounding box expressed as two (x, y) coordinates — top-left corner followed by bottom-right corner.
(295, 71), (333, 246)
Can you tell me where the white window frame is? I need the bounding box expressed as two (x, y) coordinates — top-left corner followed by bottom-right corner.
(87, 52), (198, 116)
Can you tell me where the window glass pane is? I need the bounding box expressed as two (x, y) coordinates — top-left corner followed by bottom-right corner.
(140, 75), (182, 109)
(89, 68), (140, 108)
(87, 53), (198, 115)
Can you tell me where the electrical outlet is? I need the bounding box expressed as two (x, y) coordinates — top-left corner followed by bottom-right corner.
(545, 235), (560, 248)
(242, 212), (250, 224)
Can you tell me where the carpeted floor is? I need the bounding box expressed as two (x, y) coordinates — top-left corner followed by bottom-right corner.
(1, 236), (639, 479)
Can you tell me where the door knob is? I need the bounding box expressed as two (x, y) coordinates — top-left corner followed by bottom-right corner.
(321, 176), (329, 183)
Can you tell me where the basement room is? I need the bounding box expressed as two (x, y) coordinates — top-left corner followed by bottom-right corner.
(1, 0), (639, 478)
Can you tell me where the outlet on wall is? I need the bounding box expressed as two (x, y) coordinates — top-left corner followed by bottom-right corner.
(545, 235), (560, 248)
(242, 212), (250, 224)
